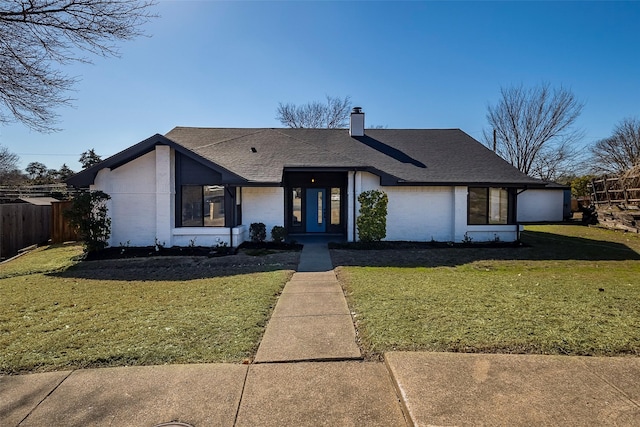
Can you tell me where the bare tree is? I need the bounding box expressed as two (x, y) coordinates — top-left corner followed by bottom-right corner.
(0, 0), (156, 132)
(590, 117), (640, 175)
(482, 83), (584, 181)
(528, 141), (582, 182)
(0, 144), (19, 172)
(0, 143), (26, 184)
(276, 95), (351, 128)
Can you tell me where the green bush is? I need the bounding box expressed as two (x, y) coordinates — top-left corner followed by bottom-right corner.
(271, 225), (287, 243)
(356, 190), (388, 242)
(64, 190), (111, 253)
(250, 222), (266, 242)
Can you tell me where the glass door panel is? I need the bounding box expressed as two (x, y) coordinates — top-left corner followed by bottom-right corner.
(306, 188), (326, 232)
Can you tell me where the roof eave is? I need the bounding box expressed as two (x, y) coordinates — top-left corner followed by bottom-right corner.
(389, 180), (549, 188)
(66, 134), (250, 188)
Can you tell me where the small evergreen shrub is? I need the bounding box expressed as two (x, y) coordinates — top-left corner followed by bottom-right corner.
(271, 225), (287, 243)
(356, 190), (388, 242)
(249, 222), (266, 242)
(64, 190), (112, 253)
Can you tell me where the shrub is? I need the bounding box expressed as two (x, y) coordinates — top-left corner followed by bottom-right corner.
(271, 225), (287, 243)
(64, 190), (111, 253)
(356, 190), (388, 242)
(249, 222), (266, 242)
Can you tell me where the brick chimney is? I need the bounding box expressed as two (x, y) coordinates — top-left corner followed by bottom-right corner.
(349, 107), (364, 137)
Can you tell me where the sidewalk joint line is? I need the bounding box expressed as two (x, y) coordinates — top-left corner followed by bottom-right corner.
(253, 356), (364, 365)
(232, 364), (251, 427)
(578, 359), (640, 409)
(271, 313), (353, 318)
(17, 369), (75, 426)
(383, 357), (415, 427)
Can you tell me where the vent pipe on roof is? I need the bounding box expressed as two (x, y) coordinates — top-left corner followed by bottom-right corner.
(349, 107), (364, 137)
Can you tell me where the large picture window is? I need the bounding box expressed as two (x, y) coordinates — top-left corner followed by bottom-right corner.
(181, 185), (225, 227)
(468, 187), (509, 225)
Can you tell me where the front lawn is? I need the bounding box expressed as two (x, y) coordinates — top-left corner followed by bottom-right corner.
(335, 225), (640, 357)
(0, 244), (294, 374)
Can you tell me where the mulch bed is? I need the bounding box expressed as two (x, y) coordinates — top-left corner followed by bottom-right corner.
(84, 241), (302, 261)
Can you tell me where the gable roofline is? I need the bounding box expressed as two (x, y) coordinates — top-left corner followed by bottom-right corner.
(67, 128), (551, 189)
(66, 134), (248, 188)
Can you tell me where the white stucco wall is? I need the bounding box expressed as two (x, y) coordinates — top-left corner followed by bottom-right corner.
(94, 151), (158, 247)
(517, 189), (565, 222)
(240, 187), (284, 241)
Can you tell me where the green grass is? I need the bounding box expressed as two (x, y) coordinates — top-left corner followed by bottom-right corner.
(0, 243), (84, 278)
(337, 225), (640, 357)
(0, 245), (292, 374)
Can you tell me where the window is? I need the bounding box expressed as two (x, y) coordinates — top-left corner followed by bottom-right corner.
(468, 187), (509, 225)
(330, 187), (341, 225)
(181, 185), (225, 227)
(292, 187), (302, 226)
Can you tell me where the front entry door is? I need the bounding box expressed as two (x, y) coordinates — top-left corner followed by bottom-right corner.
(305, 188), (326, 232)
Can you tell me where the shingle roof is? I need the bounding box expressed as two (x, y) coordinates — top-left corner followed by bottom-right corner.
(164, 127), (546, 187)
(67, 127), (548, 188)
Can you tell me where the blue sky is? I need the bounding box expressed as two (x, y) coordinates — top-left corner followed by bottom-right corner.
(1, 0), (639, 172)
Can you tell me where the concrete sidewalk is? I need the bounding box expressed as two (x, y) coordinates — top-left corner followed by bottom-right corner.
(387, 352), (640, 426)
(2, 240), (640, 426)
(4, 353), (640, 426)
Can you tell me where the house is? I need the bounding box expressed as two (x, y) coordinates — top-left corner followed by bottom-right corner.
(67, 108), (555, 247)
(517, 183), (572, 223)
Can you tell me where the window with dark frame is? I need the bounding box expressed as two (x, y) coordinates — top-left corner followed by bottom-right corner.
(330, 187), (341, 226)
(181, 185), (225, 227)
(468, 187), (509, 225)
(292, 187), (302, 226)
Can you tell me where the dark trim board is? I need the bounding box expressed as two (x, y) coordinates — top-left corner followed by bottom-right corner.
(67, 134), (248, 188)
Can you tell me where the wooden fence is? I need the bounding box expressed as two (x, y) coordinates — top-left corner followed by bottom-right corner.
(0, 204), (51, 260)
(0, 184), (74, 202)
(589, 175), (640, 206)
(588, 174), (640, 233)
(51, 200), (79, 243)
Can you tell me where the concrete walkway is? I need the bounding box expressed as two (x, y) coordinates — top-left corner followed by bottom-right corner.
(295, 235), (336, 272)
(245, 237), (407, 425)
(2, 239), (640, 426)
(254, 271), (361, 363)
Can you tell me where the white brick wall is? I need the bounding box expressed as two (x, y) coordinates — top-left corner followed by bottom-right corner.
(172, 225), (247, 248)
(240, 187), (284, 241)
(385, 186), (455, 241)
(94, 149), (522, 246)
(355, 172), (457, 241)
(464, 225), (520, 243)
(354, 172), (519, 242)
(517, 189), (564, 222)
(94, 151), (158, 247)
(155, 146), (174, 246)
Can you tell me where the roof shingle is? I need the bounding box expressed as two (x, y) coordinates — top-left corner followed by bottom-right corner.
(164, 127), (546, 187)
